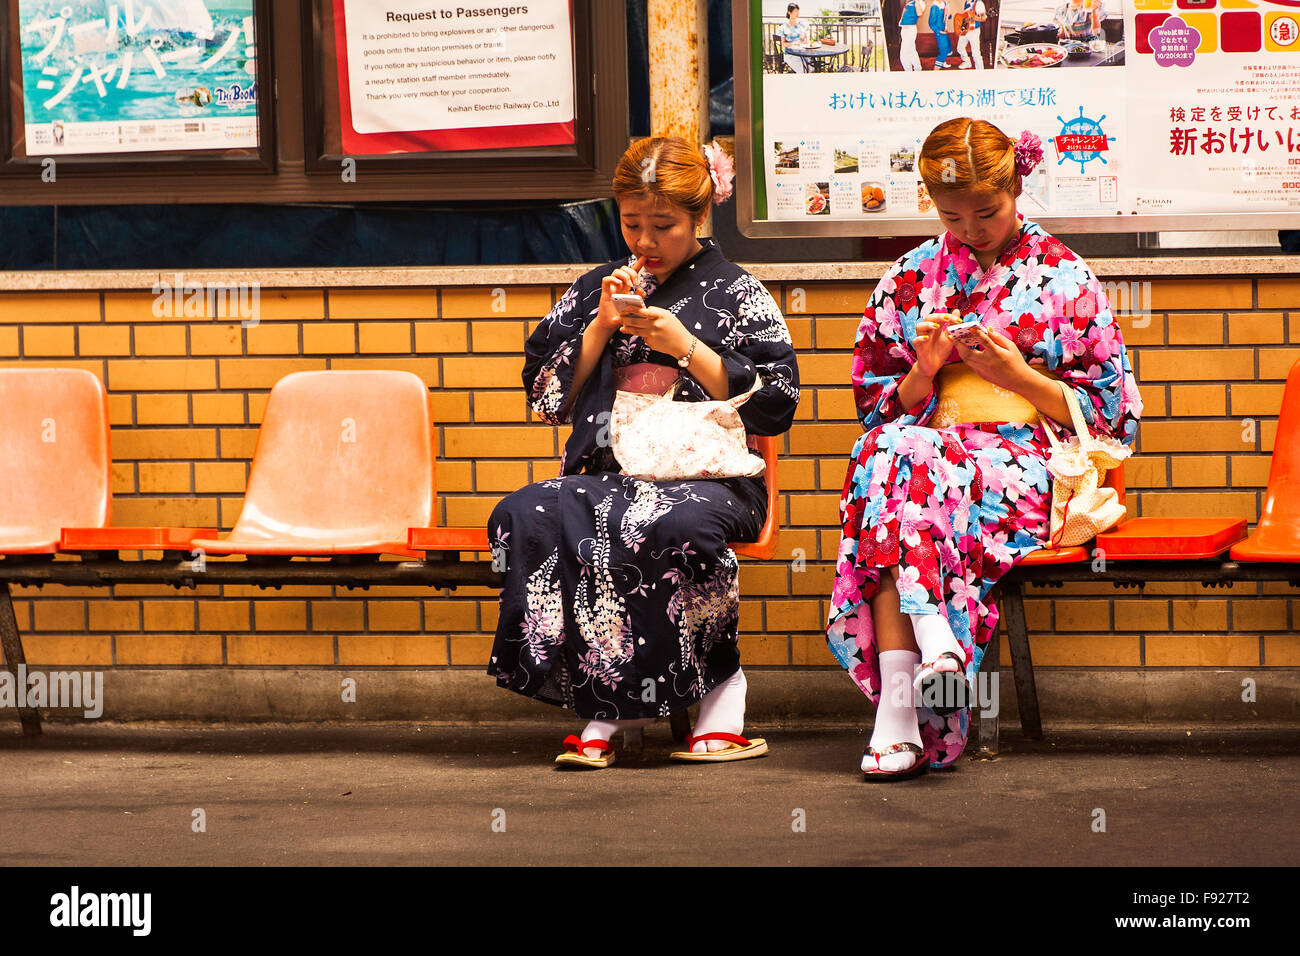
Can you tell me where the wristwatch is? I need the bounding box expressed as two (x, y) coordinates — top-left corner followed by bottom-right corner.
(677, 336), (698, 368)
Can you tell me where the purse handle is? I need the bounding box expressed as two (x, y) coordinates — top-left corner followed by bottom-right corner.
(1042, 378), (1095, 454)
(653, 372), (764, 409)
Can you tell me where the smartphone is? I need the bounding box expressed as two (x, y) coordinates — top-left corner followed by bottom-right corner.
(945, 319), (983, 347)
(612, 293), (646, 314)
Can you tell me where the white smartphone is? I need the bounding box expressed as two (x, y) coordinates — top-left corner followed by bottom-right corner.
(611, 293), (646, 314)
(946, 318), (983, 347)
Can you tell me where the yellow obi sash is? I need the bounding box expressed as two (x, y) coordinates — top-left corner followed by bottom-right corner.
(929, 363), (1063, 427)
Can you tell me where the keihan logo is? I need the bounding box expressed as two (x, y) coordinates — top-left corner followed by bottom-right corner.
(49, 886), (151, 937)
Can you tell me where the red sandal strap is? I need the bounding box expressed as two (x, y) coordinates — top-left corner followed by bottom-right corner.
(685, 732), (751, 749)
(561, 734), (612, 755)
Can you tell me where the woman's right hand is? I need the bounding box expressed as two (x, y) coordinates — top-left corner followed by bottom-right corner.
(912, 314), (957, 380)
(595, 255), (647, 333)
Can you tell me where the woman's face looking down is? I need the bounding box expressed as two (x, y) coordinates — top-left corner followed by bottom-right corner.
(617, 193), (706, 284)
(930, 186), (1022, 265)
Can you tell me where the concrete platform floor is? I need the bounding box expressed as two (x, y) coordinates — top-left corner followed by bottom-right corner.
(1, 720), (1296, 867)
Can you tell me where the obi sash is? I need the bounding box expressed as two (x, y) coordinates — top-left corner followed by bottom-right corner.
(929, 363), (1063, 427)
(613, 361), (679, 395)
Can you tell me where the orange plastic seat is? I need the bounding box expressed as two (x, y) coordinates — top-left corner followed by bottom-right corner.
(732, 434), (780, 560)
(192, 371), (438, 558)
(1096, 517), (1247, 560)
(0, 369), (111, 554)
(408, 527), (492, 553)
(1231, 357), (1300, 562)
(60, 527), (218, 551)
(1016, 545), (1090, 566)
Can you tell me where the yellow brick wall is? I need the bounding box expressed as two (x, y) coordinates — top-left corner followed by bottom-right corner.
(1, 276), (1297, 677)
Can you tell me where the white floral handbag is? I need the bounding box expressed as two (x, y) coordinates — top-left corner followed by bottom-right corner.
(611, 375), (765, 481)
(1042, 379), (1131, 548)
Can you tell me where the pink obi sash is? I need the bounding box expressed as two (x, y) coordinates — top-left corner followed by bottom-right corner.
(613, 361), (680, 395)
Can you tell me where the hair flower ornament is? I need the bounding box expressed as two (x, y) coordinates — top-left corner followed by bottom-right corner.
(1014, 131), (1044, 176)
(703, 139), (736, 205)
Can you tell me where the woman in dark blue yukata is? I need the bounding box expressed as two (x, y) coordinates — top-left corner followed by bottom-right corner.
(486, 136), (801, 769)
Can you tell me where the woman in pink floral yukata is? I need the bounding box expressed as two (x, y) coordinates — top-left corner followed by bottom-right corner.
(827, 118), (1142, 780)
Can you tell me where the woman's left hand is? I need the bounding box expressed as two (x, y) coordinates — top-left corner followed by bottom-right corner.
(954, 326), (1034, 393)
(618, 306), (695, 360)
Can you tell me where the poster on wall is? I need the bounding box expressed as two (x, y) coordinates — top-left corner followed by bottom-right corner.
(745, 0), (1300, 232)
(17, 0), (260, 156)
(332, 0), (576, 155)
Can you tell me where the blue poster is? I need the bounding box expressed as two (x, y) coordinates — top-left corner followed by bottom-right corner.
(18, 0), (259, 155)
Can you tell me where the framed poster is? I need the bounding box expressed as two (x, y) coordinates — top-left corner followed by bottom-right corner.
(736, 0), (1300, 235)
(333, 0), (574, 155)
(302, 0), (601, 172)
(3, 0), (275, 169)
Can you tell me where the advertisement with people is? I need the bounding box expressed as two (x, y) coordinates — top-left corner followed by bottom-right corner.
(750, 0), (1299, 226)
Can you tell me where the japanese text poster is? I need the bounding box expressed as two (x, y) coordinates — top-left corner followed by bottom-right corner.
(754, 0), (1300, 223)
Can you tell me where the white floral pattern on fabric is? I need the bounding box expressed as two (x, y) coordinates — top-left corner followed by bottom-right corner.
(522, 550), (566, 662)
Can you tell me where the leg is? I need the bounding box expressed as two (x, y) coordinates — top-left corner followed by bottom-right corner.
(0, 585), (41, 736)
(690, 668), (748, 753)
(669, 709), (692, 743)
(870, 567), (917, 653)
(865, 569), (923, 773)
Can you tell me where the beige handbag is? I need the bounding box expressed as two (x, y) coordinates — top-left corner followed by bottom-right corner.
(1042, 379), (1131, 548)
(611, 376), (765, 481)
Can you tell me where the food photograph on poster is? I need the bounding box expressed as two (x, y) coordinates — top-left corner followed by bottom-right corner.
(997, 0), (1126, 68)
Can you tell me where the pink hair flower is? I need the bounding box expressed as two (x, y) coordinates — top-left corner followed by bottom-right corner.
(703, 139), (736, 205)
(1014, 131), (1044, 176)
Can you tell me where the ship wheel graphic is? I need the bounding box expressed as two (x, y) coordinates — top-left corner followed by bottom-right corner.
(1055, 108), (1117, 173)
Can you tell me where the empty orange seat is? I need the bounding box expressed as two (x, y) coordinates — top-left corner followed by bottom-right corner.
(0, 369), (111, 554)
(59, 527), (218, 551)
(1232, 357), (1300, 562)
(192, 370), (438, 558)
(1096, 517), (1247, 560)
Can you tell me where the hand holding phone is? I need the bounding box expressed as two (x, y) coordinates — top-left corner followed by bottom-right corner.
(946, 318), (984, 348)
(612, 293), (646, 315)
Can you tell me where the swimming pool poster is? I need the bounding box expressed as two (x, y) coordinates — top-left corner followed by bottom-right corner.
(749, 0), (1300, 228)
(18, 0), (260, 156)
(332, 0), (576, 155)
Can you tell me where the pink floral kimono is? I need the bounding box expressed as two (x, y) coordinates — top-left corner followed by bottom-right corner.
(826, 218), (1143, 767)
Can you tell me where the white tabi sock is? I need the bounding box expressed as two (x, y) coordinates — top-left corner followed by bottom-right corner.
(866, 650), (924, 773)
(692, 667), (748, 753)
(580, 718), (652, 759)
(909, 611), (964, 671)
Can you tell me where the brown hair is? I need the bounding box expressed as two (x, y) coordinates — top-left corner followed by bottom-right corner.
(611, 136), (713, 220)
(918, 118), (1020, 198)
